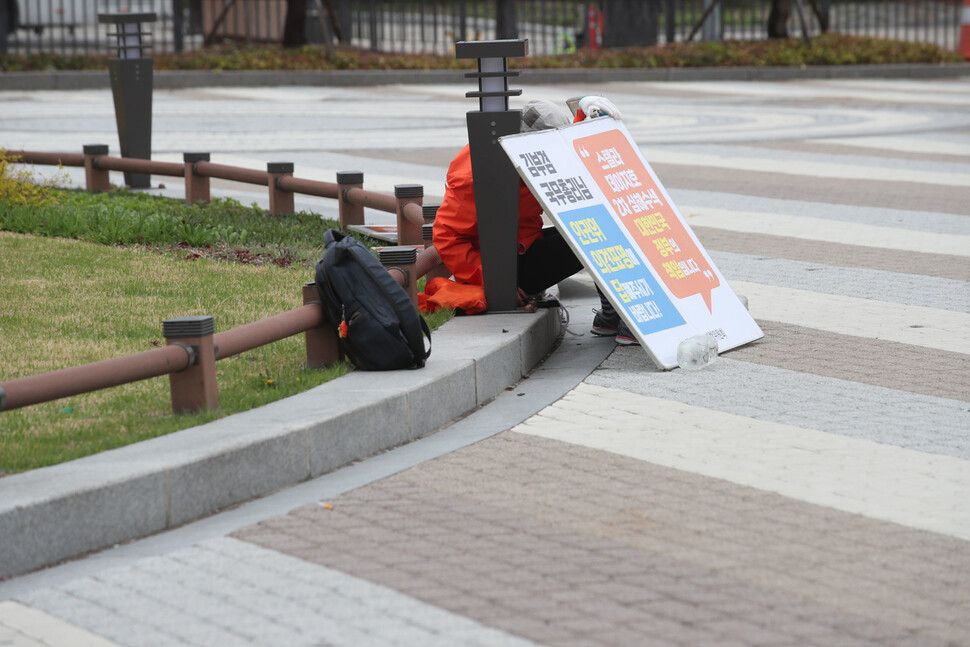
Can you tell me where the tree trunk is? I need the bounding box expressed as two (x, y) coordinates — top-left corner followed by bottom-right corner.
(330, 0), (353, 43)
(0, 0), (12, 55)
(496, 0), (519, 39)
(601, 0), (659, 48)
(283, 0), (308, 47)
(767, 0), (791, 39)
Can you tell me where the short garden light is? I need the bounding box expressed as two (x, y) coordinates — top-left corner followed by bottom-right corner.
(98, 12), (156, 189)
(455, 39), (528, 313)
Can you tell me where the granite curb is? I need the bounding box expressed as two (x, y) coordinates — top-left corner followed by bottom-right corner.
(0, 306), (561, 580)
(0, 62), (968, 91)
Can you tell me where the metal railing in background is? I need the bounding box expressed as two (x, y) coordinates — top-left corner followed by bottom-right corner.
(2, 0), (187, 56)
(0, 1), (963, 59)
(348, 1), (588, 55)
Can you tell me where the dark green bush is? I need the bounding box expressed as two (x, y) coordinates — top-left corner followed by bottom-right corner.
(1, 33), (961, 73)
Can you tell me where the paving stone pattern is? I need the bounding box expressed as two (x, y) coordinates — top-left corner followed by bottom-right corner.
(17, 538), (539, 647)
(672, 189), (970, 236)
(234, 76), (970, 646)
(694, 228), (970, 282)
(652, 161), (970, 214)
(589, 354), (969, 460)
(708, 251), (970, 312)
(514, 381), (970, 543)
(726, 320), (970, 401)
(235, 432), (967, 647)
(2, 76), (968, 646)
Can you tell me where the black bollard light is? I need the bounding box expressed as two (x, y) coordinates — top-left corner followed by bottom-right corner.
(455, 39), (528, 313)
(99, 12), (156, 189)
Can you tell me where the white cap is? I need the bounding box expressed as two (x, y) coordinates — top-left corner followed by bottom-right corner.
(520, 100), (571, 132)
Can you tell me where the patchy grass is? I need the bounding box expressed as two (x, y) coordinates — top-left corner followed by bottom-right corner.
(0, 162), (452, 474)
(1, 188), (341, 268)
(0, 231), (352, 472)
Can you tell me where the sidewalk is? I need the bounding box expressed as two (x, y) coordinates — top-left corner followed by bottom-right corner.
(0, 303), (563, 579)
(1, 73), (969, 646)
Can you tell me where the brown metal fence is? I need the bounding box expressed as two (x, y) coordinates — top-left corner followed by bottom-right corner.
(0, 297), (334, 414)
(0, 147), (442, 415)
(1, 0), (962, 57)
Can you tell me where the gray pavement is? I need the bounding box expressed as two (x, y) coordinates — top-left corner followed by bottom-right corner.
(1, 70), (969, 646)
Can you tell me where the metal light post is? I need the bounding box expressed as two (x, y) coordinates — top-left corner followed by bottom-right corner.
(701, 0), (723, 41)
(99, 12), (156, 189)
(455, 39), (527, 313)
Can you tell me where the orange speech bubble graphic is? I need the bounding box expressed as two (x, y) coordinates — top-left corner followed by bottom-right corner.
(573, 129), (719, 313)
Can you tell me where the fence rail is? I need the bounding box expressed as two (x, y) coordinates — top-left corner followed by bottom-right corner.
(1, 343), (195, 412)
(6, 147), (428, 234)
(1, 147), (441, 414)
(0, 299), (330, 413)
(1, 0), (962, 57)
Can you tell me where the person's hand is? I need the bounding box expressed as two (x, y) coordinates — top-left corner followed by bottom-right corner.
(578, 96), (622, 120)
(517, 288), (538, 312)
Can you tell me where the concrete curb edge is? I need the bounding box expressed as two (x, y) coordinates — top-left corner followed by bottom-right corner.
(0, 307), (561, 580)
(0, 63), (967, 91)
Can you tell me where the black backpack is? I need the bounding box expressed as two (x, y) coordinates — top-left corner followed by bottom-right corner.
(315, 229), (431, 371)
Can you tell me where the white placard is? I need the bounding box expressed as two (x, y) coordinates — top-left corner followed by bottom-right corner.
(501, 118), (763, 369)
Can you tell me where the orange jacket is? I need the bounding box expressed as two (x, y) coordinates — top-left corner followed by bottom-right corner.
(432, 145), (545, 286)
(418, 276), (487, 315)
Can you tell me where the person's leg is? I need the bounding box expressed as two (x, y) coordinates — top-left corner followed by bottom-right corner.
(519, 229), (639, 345)
(592, 287), (619, 336)
(516, 228), (583, 295)
(592, 290), (638, 344)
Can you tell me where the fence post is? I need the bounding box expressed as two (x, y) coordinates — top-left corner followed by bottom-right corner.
(336, 171), (364, 227)
(367, 0), (379, 50)
(163, 315), (218, 414)
(701, 0), (723, 41)
(379, 247), (419, 308)
(419, 201), (450, 280)
(267, 162), (295, 215)
(422, 203), (439, 249)
(183, 152), (211, 205)
(665, 0), (676, 44)
(83, 144), (111, 193)
(394, 184), (423, 247)
(818, 0), (830, 32)
(302, 282), (340, 368)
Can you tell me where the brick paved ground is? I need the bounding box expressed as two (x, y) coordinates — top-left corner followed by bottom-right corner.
(2, 76), (968, 645)
(236, 430), (968, 646)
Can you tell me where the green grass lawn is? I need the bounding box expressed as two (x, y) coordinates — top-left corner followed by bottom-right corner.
(0, 231), (354, 473)
(0, 166), (451, 474)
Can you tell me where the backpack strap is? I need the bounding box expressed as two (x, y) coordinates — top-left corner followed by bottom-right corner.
(404, 317), (432, 369)
(414, 317), (432, 367)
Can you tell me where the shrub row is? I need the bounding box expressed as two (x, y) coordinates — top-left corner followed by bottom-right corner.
(1, 33), (961, 73)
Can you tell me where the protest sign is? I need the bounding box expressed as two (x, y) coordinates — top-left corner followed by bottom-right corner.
(500, 117), (762, 369)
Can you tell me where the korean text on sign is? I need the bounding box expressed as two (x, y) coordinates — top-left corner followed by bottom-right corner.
(559, 204), (683, 336)
(574, 130), (721, 313)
